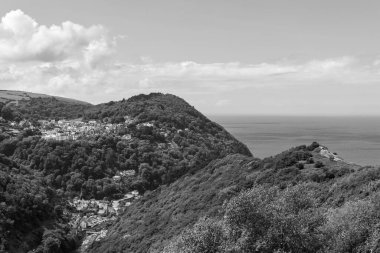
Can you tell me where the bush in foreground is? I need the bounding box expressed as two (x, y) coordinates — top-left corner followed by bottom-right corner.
(164, 184), (326, 253)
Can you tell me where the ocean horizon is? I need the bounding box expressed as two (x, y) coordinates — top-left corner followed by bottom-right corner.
(209, 115), (380, 166)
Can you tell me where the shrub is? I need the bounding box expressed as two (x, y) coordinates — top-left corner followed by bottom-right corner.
(323, 195), (380, 252)
(163, 218), (225, 253)
(307, 157), (315, 164)
(307, 141), (320, 151)
(315, 161), (324, 168)
(1, 106), (14, 121)
(167, 184), (326, 253)
(296, 162), (305, 170)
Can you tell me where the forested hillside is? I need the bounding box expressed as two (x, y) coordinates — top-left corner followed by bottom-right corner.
(2, 91), (380, 253)
(89, 142), (380, 253)
(88, 154), (256, 253)
(0, 92), (251, 252)
(13, 97), (92, 120)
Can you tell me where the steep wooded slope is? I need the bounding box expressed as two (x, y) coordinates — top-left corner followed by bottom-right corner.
(0, 91), (252, 252)
(89, 143), (377, 253)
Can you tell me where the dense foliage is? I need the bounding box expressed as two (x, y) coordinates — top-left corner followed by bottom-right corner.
(90, 142), (380, 253)
(88, 154), (254, 253)
(0, 92), (251, 252)
(11, 97), (92, 120)
(83, 93), (206, 127)
(0, 155), (78, 252)
(5, 94), (250, 199)
(164, 184), (325, 253)
(164, 183), (380, 253)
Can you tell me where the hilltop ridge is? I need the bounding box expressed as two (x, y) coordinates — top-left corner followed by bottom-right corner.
(0, 90), (91, 105)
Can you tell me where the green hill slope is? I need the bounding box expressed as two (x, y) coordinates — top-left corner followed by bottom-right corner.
(0, 90), (93, 121)
(0, 90), (90, 105)
(88, 154), (255, 253)
(89, 143), (380, 253)
(0, 91), (251, 252)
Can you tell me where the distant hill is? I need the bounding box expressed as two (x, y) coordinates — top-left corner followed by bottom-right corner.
(0, 90), (93, 120)
(0, 90), (91, 105)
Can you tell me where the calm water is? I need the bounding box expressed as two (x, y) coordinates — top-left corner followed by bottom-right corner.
(209, 115), (380, 166)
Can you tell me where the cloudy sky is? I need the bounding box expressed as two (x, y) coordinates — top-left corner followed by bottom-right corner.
(0, 0), (380, 115)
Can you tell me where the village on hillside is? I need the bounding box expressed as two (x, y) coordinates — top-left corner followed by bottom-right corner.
(69, 189), (140, 251)
(38, 116), (136, 141)
(0, 114), (174, 142)
(69, 189), (140, 230)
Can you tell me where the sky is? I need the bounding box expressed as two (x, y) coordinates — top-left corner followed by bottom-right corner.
(0, 0), (380, 115)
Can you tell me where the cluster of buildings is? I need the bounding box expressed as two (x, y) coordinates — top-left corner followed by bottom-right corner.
(39, 119), (131, 141)
(0, 117), (24, 137)
(318, 146), (343, 162)
(112, 169), (136, 182)
(70, 190), (140, 220)
(69, 189), (140, 248)
(67, 165), (140, 251)
(1, 115), (176, 145)
(80, 229), (108, 252)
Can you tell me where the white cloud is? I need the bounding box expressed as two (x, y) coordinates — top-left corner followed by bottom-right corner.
(0, 9), (111, 63)
(1, 9), (380, 115)
(0, 9), (37, 36)
(1, 55), (380, 104)
(84, 38), (115, 68)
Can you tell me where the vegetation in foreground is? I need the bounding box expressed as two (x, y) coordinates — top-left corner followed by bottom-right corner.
(164, 182), (380, 253)
(90, 143), (380, 253)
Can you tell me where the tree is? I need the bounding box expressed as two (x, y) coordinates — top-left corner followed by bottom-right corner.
(0, 139), (17, 156)
(164, 218), (225, 253)
(1, 106), (14, 121)
(315, 161), (324, 168)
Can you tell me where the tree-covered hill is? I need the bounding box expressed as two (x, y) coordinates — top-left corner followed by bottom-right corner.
(0, 91), (251, 252)
(5, 93), (251, 198)
(89, 142), (380, 253)
(2, 90), (380, 253)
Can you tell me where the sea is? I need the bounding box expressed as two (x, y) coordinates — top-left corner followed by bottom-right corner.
(209, 115), (380, 166)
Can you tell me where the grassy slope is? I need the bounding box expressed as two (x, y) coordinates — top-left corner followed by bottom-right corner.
(0, 90), (91, 105)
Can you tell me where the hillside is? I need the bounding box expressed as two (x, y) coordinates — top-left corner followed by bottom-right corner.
(2, 90), (380, 253)
(0, 91), (251, 252)
(0, 90), (93, 121)
(0, 90), (91, 105)
(88, 154), (256, 253)
(89, 142), (380, 253)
